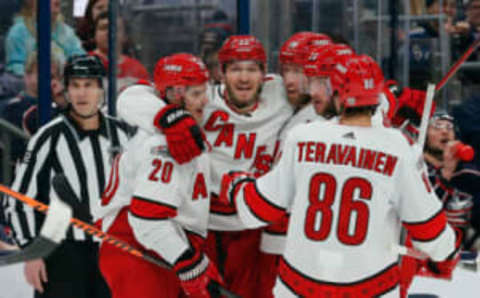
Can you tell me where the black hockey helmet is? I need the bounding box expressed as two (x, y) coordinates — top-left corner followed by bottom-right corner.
(64, 55), (106, 87)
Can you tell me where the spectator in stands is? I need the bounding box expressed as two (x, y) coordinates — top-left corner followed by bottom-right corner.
(0, 64), (25, 103)
(445, 0), (480, 84)
(423, 113), (480, 247)
(76, 0), (109, 52)
(453, 93), (480, 250)
(204, 9), (234, 36)
(4, 0), (85, 76)
(1, 52), (65, 163)
(89, 12), (149, 93)
(407, 0), (456, 89)
(0, 0), (22, 62)
(466, 0), (480, 32)
(198, 27), (228, 84)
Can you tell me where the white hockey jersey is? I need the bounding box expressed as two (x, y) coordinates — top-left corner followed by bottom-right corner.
(100, 84), (212, 264)
(100, 131), (211, 264)
(261, 103), (322, 254)
(232, 121), (457, 297)
(203, 74), (293, 231)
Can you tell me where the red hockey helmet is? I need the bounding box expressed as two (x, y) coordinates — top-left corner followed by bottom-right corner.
(217, 35), (266, 69)
(279, 32), (333, 66)
(303, 43), (355, 78)
(332, 55), (384, 108)
(153, 53), (209, 99)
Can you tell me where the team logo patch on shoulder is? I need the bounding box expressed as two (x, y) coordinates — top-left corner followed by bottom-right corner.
(150, 145), (169, 156)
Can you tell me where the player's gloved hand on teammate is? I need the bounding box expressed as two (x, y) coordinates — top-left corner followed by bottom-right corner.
(173, 248), (224, 298)
(219, 171), (255, 206)
(154, 104), (207, 164)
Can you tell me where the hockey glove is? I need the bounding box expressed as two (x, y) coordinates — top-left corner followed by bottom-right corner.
(419, 227), (463, 279)
(154, 104), (207, 164)
(173, 249), (224, 298)
(391, 87), (436, 128)
(422, 254), (460, 280)
(219, 171), (255, 207)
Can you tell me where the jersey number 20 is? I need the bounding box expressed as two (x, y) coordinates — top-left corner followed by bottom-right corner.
(148, 159), (173, 183)
(305, 173), (372, 245)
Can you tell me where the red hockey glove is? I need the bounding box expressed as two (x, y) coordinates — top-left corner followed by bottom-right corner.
(154, 104), (207, 164)
(421, 254), (460, 280)
(418, 227), (463, 280)
(383, 80), (402, 121)
(218, 171), (255, 207)
(391, 87), (436, 128)
(173, 249), (224, 298)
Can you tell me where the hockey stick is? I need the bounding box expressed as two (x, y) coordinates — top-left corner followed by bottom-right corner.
(0, 192), (72, 266)
(435, 37), (480, 91)
(50, 175), (241, 298)
(417, 83), (436, 150)
(0, 181), (240, 298)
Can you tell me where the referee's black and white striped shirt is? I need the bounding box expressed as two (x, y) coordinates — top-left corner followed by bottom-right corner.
(4, 112), (131, 246)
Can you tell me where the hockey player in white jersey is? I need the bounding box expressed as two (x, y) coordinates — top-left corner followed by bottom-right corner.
(219, 55), (459, 297)
(98, 54), (224, 298)
(202, 35), (293, 298)
(255, 31), (334, 295)
(259, 32), (332, 255)
(261, 41), (357, 257)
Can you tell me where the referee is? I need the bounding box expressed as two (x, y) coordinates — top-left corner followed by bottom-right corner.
(4, 55), (130, 298)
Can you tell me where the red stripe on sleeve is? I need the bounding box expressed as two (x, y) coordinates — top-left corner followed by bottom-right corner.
(243, 182), (286, 223)
(403, 210), (447, 242)
(130, 196), (177, 220)
(102, 154), (122, 206)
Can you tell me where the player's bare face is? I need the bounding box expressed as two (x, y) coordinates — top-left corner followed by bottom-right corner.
(281, 64), (307, 106)
(184, 84), (208, 123)
(165, 86), (187, 105)
(426, 120), (455, 152)
(224, 61), (263, 110)
(68, 78), (103, 119)
(309, 77), (332, 115)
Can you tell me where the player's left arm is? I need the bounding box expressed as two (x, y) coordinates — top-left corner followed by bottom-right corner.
(127, 147), (191, 265)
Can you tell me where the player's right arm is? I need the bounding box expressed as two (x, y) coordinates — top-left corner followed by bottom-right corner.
(220, 132), (297, 229)
(396, 145), (458, 262)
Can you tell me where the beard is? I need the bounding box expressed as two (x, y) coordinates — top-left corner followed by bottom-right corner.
(425, 143), (444, 160)
(226, 84), (262, 110)
(322, 97), (338, 119)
